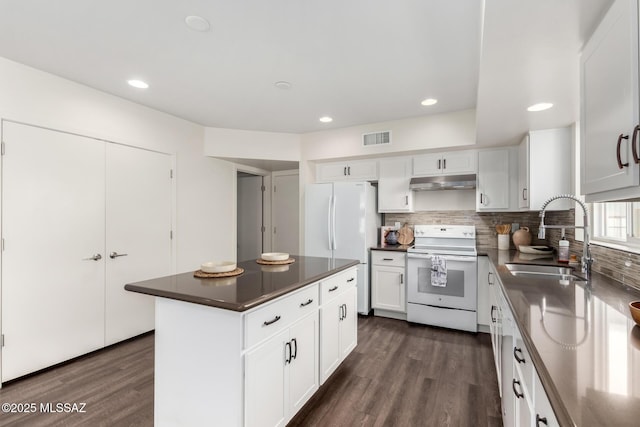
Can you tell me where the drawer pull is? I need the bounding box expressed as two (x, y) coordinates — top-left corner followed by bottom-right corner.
(512, 379), (524, 399)
(347, 277), (355, 283)
(263, 315), (281, 326)
(329, 285), (339, 292)
(490, 305), (497, 323)
(382, 258), (394, 261)
(514, 347), (526, 364)
(300, 298), (314, 307)
(536, 414), (548, 426)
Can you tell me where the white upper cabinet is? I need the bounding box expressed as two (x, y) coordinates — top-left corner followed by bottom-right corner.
(412, 150), (477, 176)
(377, 157), (413, 213)
(477, 148), (512, 211)
(316, 159), (378, 182)
(518, 128), (572, 211)
(581, 0), (640, 201)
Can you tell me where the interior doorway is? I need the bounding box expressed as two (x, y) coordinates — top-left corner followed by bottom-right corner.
(236, 172), (264, 261)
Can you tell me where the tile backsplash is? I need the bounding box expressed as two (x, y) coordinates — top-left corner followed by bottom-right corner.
(385, 209), (640, 291)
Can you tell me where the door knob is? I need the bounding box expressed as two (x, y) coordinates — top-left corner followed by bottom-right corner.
(83, 254), (102, 261)
(109, 252), (128, 259)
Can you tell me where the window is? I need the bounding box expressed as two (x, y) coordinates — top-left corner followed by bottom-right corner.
(593, 202), (640, 244)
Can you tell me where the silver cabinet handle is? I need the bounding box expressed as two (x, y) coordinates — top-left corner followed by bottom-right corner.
(83, 254), (102, 261)
(109, 252), (128, 259)
(400, 273), (404, 284)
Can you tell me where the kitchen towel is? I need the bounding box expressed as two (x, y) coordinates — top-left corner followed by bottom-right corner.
(431, 255), (447, 287)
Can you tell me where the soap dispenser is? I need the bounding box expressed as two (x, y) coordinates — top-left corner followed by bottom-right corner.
(558, 235), (570, 264)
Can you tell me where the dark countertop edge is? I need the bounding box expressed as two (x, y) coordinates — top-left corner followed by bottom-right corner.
(370, 245), (410, 252)
(124, 260), (359, 313)
(484, 251), (577, 427)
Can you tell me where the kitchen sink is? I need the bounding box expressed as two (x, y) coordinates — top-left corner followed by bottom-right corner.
(504, 263), (587, 282)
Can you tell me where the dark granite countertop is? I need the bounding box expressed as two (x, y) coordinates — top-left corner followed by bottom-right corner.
(125, 256), (359, 312)
(371, 244), (411, 252)
(483, 248), (640, 427)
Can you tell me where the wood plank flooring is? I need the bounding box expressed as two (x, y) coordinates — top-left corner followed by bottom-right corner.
(0, 316), (501, 427)
(0, 333), (154, 427)
(289, 316), (502, 427)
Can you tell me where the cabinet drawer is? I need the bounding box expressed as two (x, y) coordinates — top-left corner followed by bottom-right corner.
(371, 251), (406, 267)
(513, 333), (533, 392)
(320, 268), (357, 304)
(245, 284), (318, 349)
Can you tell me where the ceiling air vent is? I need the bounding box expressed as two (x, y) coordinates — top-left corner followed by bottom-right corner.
(362, 131), (391, 147)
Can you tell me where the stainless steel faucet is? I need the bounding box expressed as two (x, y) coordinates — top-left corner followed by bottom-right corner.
(538, 194), (593, 278)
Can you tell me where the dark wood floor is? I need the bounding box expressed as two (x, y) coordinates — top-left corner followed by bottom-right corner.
(289, 316), (502, 427)
(0, 316), (501, 427)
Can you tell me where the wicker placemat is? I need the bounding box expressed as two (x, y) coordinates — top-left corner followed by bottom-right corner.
(256, 257), (295, 265)
(194, 267), (244, 278)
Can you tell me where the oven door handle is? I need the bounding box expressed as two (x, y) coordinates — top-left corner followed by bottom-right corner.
(407, 253), (477, 262)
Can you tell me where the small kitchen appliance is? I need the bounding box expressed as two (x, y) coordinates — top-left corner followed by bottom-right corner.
(407, 225), (477, 332)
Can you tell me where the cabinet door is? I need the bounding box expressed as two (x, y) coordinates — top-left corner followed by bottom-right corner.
(288, 313), (319, 416)
(477, 257), (491, 327)
(339, 287), (358, 360)
(518, 136), (530, 209)
(378, 158), (412, 212)
(319, 298), (341, 384)
(534, 373), (559, 427)
(105, 144), (172, 345)
(347, 160), (378, 181)
(245, 329), (289, 427)
(500, 293), (516, 427)
(581, 0), (640, 195)
(412, 153), (443, 176)
(371, 265), (406, 312)
(1, 122), (106, 382)
(477, 149), (510, 211)
(442, 151), (477, 175)
(316, 162), (348, 182)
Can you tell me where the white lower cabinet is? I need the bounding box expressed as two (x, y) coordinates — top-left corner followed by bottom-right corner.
(371, 251), (406, 315)
(245, 312), (318, 427)
(477, 256), (491, 329)
(489, 259), (559, 427)
(319, 271), (358, 384)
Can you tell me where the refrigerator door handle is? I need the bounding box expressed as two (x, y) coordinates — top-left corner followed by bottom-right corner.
(327, 194), (333, 251)
(331, 194), (337, 250)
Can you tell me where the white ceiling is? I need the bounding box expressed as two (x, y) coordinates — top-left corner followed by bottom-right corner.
(0, 0), (614, 145)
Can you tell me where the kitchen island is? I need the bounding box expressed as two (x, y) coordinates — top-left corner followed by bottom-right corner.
(125, 256), (359, 427)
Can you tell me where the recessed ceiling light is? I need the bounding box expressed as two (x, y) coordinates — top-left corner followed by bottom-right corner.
(421, 98), (438, 106)
(274, 81), (292, 90)
(319, 116), (333, 123)
(185, 15), (210, 32)
(527, 102), (553, 112)
(127, 79), (149, 89)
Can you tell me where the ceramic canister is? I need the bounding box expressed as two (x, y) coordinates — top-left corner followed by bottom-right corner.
(512, 226), (532, 250)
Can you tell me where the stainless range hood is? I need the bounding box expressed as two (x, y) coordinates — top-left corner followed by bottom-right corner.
(409, 174), (477, 191)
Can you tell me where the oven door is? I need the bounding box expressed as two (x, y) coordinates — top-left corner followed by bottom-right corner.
(407, 253), (477, 311)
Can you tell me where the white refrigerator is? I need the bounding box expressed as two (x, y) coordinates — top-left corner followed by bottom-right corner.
(304, 182), (380, 314)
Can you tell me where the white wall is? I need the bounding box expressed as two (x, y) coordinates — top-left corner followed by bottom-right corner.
(0, 57), (234, 272)
(204, 127), (301, 161)
(301, 109), (476, 161)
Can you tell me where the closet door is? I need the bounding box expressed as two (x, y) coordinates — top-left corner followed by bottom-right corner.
(105, 144), (172, 345)
(1, 122), (105, 382)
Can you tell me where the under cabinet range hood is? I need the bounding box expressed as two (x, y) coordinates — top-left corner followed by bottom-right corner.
(409, 174), (477, 191)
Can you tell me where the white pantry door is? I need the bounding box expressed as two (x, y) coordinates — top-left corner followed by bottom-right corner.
(1, 122), (106, 382)
(105, 144), (172, 345)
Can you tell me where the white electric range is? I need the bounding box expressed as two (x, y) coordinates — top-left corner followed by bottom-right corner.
(406, 225), (478, 332)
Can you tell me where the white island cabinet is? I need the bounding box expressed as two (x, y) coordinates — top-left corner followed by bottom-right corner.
(126, 260), (358, 427)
